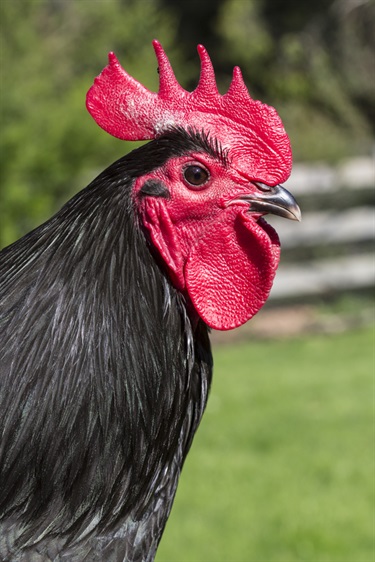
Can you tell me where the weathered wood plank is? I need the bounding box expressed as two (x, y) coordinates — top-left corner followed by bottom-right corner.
(284, 156), (374, 195)
(270, 254), (375, 299)
(269, 207), (375, 248)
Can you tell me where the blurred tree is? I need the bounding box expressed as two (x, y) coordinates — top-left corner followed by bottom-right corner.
(215, 0), (374, 162)
(329, 0), (375, 126)
(0, 0), (182, 246)
(1, 0), (373, 246)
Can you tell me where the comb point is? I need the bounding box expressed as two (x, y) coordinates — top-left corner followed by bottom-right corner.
(108, 52), (118, 64)
(196, 44), (218, 96)
(153, 40), (182, 97)
(226, 66), (249, 99)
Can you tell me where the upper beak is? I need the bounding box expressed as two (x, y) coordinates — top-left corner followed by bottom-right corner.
(237, 182), (301, 222)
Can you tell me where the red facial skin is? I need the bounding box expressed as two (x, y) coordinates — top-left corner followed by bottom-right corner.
(135, 152), (280, 330)
(87, 41), (294, 330)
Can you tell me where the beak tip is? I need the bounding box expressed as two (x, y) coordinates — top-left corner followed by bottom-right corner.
(293, 207), (302, 222)
(233, 183), (302, 222)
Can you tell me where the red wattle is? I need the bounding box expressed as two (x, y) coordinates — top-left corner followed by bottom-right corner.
(184, 208), (280, 330)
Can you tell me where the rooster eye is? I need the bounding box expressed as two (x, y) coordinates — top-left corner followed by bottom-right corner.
(183, 165), (209, 188)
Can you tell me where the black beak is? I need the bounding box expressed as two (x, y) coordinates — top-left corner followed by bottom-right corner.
(240, 182), (301, 221)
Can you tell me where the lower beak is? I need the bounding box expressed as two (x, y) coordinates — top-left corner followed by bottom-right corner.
(238, 183), (301, 221)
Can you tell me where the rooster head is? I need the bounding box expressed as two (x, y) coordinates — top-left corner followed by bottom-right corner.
(86, 41), (300, 330)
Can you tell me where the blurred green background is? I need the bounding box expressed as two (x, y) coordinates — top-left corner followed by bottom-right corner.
(0, 1), (374, 560)
(157, 328), (373, 561)
(0, 0), (374, 247)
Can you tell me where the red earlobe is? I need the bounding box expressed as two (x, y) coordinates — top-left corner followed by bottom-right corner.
(141, 198), (186, 291)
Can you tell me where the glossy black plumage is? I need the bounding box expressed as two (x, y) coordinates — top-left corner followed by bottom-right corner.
(0, 130), (214, 561)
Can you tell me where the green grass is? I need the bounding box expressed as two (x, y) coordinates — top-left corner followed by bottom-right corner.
(156, 327), (374, 562)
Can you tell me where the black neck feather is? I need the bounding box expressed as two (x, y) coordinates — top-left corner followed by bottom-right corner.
(0, 131), (213, 551)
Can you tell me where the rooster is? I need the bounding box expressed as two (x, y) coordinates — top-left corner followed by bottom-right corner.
(0, 41), (300, 561)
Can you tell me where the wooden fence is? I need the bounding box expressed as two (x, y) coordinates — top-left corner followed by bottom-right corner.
(268, 155), (374, 302)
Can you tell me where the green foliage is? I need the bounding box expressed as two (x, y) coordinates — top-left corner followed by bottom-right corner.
(156, 328), (374, 561)
(0, 0), (182, 246)
(1, 0), (373, 246)
(216, 0), (373, 163)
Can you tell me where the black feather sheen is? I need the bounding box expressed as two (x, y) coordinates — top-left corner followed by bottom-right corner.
(0, 129), (214, 561)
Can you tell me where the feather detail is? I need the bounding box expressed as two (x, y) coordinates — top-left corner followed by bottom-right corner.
(0, 134), (213, 560)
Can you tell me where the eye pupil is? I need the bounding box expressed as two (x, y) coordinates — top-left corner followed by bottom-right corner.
(184, 165), (209, 187)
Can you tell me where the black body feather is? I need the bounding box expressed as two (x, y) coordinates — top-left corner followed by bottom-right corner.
(0, 130), (214, 561)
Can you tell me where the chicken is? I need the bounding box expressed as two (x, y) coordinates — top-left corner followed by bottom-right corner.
(0, 41), (300, 561)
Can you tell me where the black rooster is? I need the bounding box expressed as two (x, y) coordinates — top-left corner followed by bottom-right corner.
(0, 42), (300, 561)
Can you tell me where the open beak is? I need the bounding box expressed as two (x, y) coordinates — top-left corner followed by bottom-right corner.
(237, 182), (301, 221)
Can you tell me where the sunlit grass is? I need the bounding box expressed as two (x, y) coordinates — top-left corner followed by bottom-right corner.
(156, 327), (374, 562)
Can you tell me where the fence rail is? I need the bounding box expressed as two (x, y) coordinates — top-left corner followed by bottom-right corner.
(268, 156), (375, 302)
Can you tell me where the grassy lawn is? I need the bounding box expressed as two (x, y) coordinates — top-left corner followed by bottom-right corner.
(156, 327), (374, 562)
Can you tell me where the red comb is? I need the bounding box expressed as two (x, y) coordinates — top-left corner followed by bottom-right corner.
(86, 40), (292, 184)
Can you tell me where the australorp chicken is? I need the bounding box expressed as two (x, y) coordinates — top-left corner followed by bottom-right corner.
(0, 42), (300, 561)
